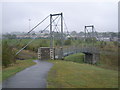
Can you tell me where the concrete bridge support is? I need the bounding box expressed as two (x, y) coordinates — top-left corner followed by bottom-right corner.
(38, 47), (55, 60)
(84, 53), (100, 64)
(92, 53), (100, 64)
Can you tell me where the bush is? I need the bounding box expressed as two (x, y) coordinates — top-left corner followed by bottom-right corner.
(2, 41), (16, 67)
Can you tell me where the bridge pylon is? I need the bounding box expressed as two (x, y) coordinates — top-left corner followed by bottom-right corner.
(84, 25), (100, 64)
(50, 13), (64, 60)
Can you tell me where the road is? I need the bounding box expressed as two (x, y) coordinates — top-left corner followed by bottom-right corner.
(2, 60), (53, 88)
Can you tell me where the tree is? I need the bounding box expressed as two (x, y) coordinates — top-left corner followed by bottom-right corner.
(3, 34), (16, 39)
(71, 31), (77, 36)
(111, 32), (117, 38)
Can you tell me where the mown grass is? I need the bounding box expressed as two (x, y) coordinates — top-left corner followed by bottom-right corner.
(64, 53), (84, 63)
(47, 60), (118, 88)
(2, 59), (36, 81)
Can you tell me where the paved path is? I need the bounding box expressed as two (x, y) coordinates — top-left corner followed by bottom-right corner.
(2, 60), (53, 88)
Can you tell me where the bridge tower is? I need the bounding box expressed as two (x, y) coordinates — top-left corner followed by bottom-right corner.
(84, 25), (100, 64)
(84, 25), (95, 48)
(50, 13), (64, 60)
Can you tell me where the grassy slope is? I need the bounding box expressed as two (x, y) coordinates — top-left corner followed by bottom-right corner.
(99, 53), (118, 70)
(47, 60), (118, 88)
(64, 53), (84, 63)
(2, 59), (36, 81)
(99, 41), (118, 70)
(16, 49), (37, 60)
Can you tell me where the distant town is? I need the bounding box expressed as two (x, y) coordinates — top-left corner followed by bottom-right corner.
(2, 31), (119, 42)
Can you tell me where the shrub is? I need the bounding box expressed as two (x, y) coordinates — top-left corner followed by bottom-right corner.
(2, 41), (16, 67)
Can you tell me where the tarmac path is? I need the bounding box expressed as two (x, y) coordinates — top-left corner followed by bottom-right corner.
(2, 60), (53, 88)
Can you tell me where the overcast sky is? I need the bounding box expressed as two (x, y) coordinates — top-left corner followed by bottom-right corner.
(1, 1), (118, 33)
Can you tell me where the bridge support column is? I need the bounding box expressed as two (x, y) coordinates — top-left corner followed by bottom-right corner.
(84, 53), (93, 64)
(84, 53), (100, 64)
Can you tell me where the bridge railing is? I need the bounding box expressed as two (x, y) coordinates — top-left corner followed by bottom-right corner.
(62, 46), (100, 56)
(54, 46), (100, 59)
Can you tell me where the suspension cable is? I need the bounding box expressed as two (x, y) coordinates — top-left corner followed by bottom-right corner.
(63, 17), (74, 39)
(63, 17), (73, 39)
(51, 17), (61, 47)
(94, 28), (100, 40)
(16, 15), (59, 55)
(28, 15), (50, 34)
(52, 16), (61, 33)
(16, 15), (50, 45)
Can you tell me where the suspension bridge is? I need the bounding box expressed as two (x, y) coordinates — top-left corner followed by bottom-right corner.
(16, 13), (100, 64)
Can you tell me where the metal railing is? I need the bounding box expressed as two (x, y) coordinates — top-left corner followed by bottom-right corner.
(54, 46), (100, 59)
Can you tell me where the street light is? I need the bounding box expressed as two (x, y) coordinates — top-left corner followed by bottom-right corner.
(29, 19), (31, 31)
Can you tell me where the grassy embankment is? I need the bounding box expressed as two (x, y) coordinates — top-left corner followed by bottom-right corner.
(2, 59), (36, 81)
(47, 48), (118, 88)
(64, 53), (84, 63)
(47, 60), (118, 88)
(99, 41), (118, 70)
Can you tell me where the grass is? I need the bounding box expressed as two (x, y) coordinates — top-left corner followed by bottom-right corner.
(2, 59), (36, 81)
(64, 53), (84, 63)
(47, 60), (118, 88)
(99, 53), (118, 70)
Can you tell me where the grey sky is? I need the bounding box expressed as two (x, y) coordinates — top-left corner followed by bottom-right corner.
(2, 1), (118, 33)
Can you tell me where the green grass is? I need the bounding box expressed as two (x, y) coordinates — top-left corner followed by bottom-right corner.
(2, 59), (36, 81)
(47, 60), (118, 88)
(64, 53), (84, 63)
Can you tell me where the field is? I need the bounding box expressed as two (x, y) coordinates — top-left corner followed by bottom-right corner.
(2, 59), (36, 81)
(47, 60), (118, 88)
